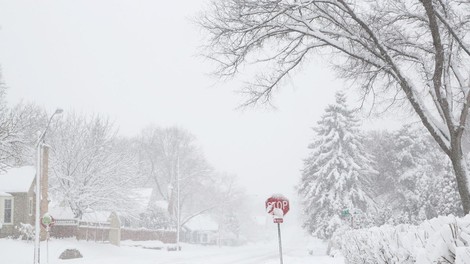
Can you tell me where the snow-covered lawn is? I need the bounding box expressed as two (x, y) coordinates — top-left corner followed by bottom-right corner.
(0, 238), (344, 264)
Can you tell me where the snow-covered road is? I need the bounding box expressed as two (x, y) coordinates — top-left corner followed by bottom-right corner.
(0, 238), (344, 264)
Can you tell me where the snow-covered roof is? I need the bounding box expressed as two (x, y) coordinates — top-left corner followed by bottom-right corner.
(0, 166), (36, 193)
(0, 191), (12, 197)
(184, 214), (218, 231)
(48, 202), (75, 219)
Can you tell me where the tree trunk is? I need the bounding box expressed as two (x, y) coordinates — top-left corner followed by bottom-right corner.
(450, 145), (470, 214)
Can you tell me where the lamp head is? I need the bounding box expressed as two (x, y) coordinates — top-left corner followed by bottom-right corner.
(54, 108), (64, 115)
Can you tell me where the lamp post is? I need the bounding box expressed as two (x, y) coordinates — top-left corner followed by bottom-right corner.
(167, 156), (181, 251)
(34, 108), (63, 264)
(176, 155), (180, 251)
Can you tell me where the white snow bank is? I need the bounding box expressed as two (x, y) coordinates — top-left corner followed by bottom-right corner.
(121, 239), (165, 249)
(0, 238), (344, 264)
(332, 214), (470, 263)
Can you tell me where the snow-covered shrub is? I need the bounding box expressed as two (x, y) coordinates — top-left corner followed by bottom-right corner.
(332, 215), (470, 264)
(15, 223), (35, 241)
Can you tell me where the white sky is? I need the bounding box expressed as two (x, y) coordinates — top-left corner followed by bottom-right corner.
(0, 1), (403, 206)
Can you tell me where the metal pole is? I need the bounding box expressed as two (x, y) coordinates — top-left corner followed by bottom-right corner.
(34, 142), (42, 264)
(46, 227), (49, 264)
(176, 155), (180, 251)
(33, 109), (63, 264)
(277, 223), (283, 264)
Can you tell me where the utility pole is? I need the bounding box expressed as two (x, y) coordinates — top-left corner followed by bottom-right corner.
(34, 139), (42, 264)
(176, 155), (180, 251)
(34, 108), (63, 264)
(40, 146), (50, 240)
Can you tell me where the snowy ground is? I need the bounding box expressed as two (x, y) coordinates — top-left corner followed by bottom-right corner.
(0, 237), (344, 264)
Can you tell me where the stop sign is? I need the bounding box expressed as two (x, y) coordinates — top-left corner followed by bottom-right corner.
(265, 194), (289, 216)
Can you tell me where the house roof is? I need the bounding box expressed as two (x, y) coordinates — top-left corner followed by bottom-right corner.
(184, 214), (219, 231)
(0, 166), (36, 193)
(48, 202), (75, 219)
(0, 191), (12, 197)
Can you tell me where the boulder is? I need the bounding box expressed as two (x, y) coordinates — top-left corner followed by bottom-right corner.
(59, 248), (83, 260)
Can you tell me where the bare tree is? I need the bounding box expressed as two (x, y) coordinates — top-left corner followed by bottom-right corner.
(48, 113), (137, 219)
(137, 126), (214, 224)
(0, 82), (46, 170)
(201, 0), (470, 213)
(0, 105), (31, 170)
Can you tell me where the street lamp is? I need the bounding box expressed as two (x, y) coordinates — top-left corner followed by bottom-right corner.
(167, 157), (181, 251)
(34, 108), (63, 264)
(176, 156), (180, 251)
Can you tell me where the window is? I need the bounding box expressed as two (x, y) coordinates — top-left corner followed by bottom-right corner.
(4, 199), (12, 224)
(29, 198), (33, 216)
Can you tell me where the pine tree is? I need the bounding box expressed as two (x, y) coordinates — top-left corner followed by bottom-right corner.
(298, 92), (376, 239)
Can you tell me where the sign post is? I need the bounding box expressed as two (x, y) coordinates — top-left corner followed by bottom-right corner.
(341, 208), (358, 229)
(265, 194), (289, 264)
(41, 213), (55, 264)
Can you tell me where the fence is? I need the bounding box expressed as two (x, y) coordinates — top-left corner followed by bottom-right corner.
(121, 228), (176, 243)
(50, 219), (111, 242)
(50, 218), (176, 245)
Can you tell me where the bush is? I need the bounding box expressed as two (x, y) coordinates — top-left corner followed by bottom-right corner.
(15, 223), (34, 241)
(332, 215), (470, 264)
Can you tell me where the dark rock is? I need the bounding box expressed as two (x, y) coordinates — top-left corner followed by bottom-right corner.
(59, 248), (83, 259)
(166, 245), (182, 251)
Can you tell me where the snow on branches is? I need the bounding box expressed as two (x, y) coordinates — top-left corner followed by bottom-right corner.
(298, 92), (376, 239)
(201, 0), (470, 213)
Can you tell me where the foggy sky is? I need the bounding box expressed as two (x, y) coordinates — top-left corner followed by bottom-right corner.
(0, 0), (399, 205)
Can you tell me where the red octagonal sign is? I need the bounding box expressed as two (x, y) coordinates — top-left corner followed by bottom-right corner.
(265, 194), (289, 216)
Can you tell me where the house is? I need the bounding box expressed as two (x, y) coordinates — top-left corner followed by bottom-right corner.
(0, 166), (36, 238)
(183, 214), (219, 245)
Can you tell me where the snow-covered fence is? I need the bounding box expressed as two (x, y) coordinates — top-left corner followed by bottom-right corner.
(50, 218), (176, 244)
(51, 219), (110, 242)
(121, 228), (176, 243)
(332, 215), (470, 263)
(76, 221), (110, 242)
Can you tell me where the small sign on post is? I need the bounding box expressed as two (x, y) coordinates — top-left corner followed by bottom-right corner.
(41, 213), (55, 264)
(266, 194), (289, 264)
(41, 213), (54, 229)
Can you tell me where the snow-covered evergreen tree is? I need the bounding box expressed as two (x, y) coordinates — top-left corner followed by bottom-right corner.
(298, 92), (376, 239)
